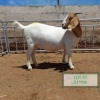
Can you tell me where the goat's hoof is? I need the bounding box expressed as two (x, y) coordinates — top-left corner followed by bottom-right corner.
(35, 64), (39, 68)
(70, 66), (75, 70)
(69, 65), (75, 70)
(28, 67), (32, 71)
(35, 64), (39, 66)
(63, 62), (67, 64)
(62, 60), (67, 64)
(70, 68), (74, 70)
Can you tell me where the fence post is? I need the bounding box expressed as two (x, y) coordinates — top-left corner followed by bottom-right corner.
(92, 26), (94, 49)
(22, 30), (26, 52)
(0, 31), (3, 53)
(3, 25), (8, 53)
(85, 26), (87, 49)
(57, 0), (59, 5)
(14, 27), (18, 52)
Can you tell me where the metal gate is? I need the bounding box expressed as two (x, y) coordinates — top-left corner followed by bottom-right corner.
(0, 18), (100, 55)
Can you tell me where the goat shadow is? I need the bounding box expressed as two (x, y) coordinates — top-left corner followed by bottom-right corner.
(16, 62), (72, 72)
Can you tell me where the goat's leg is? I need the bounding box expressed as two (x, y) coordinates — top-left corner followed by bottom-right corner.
(67, 50), (75, 69)
(31, 46), (38, 67)
(26, 44), (34, 70)
(62, 48), (67, 64)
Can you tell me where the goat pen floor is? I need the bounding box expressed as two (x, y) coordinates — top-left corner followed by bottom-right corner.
(0, 52), (100, 100)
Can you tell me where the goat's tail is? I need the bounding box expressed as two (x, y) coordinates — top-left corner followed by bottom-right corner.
(13, 20), (25, 29)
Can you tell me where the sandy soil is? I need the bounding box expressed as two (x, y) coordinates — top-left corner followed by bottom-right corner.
(0, 52), (100, 100)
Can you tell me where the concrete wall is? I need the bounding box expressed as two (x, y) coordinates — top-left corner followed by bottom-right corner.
(0, 6), (100, 21)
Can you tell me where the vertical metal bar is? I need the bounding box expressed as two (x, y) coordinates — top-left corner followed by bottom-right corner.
(6, 27), (10, 52)
(14, 27), (18, 51)
(92, 26), (94, 49)
(0, 32), (4, 53)
(57, 0), (59, 5)
(3, 22), (10, 53)
(3, 26), (8, 53)
(22, 30), (25, 52)
(0, 34), (2, 53)
(0, 21), (4, 53)
(84, 26), (87, 49)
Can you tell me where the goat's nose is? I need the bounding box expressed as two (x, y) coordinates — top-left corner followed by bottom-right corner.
(62, 24), (64, 27)
(62, 24), (66, 29)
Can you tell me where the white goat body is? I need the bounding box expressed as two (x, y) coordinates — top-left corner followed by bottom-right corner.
(13, 21), (80, 70)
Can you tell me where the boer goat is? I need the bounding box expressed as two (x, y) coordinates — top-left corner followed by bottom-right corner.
(13, 13), (82, 70)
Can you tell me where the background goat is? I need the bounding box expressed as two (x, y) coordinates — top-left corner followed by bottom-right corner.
(13, 13), (82, 70)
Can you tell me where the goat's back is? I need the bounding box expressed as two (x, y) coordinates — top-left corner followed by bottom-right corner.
(24, 23), (79, 50)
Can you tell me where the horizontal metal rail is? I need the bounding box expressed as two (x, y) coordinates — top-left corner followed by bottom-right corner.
(7, 48), (100, 54)
(1, 18), (100, 23)
(1, 24), (100, 28)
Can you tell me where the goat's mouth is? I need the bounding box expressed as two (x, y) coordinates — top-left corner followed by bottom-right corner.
(62, 24), (68, 29)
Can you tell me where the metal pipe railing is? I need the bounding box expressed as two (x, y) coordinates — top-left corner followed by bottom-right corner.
(0, 18), (100, 55)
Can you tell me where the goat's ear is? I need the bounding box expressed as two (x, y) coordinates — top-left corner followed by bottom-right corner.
(68, 16), (79, 29)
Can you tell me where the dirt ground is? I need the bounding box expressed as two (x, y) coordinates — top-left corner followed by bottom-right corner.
(0, 52), (100, 100)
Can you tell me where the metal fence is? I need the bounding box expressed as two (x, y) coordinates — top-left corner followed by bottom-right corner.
(0, 18), (100, 55)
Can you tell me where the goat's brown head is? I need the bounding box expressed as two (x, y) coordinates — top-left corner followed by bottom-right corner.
(62, 13), (82, 37)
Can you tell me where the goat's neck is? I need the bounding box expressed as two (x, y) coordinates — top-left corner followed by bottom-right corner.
(72, 22), (82, 38)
